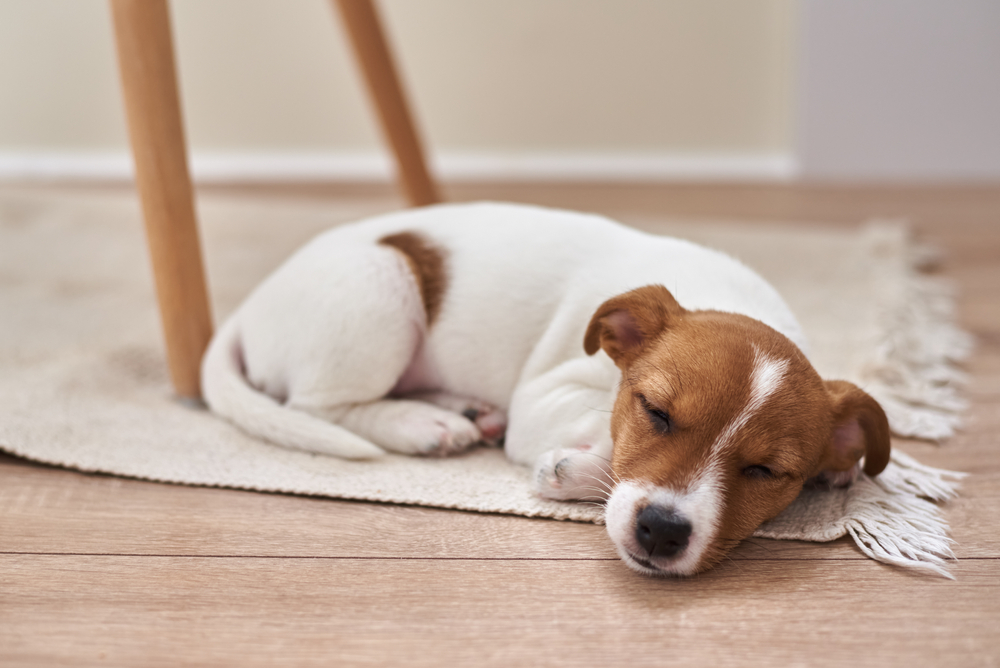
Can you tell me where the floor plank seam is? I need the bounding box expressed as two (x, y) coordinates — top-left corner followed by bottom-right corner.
(0, 551), (619, 561)
(9, 551), (984, 562)
(5, 551), (996, 563)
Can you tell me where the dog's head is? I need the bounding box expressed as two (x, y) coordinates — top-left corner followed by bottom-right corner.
(584, 285), (891, 576)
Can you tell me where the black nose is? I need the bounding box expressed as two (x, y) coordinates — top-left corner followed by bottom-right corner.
(635, 505), (692, 559)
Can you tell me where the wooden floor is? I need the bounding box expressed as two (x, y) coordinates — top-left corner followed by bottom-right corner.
(2, 182), (999, 666)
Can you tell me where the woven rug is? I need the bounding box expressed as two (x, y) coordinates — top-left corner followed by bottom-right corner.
(0, 188), (969, 576)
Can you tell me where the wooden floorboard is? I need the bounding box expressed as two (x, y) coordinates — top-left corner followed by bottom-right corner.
(2, 182), (998, 666)
(3, 556), (998, 668)
(0, 454), (871, 561)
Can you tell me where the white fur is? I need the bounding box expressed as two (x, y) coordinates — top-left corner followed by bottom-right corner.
(605, 473), (724, 577)
(712, 348), (790, 458)
(201, 202), (807, 571)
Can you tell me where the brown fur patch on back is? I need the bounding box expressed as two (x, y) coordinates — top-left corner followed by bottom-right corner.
(379, 231), (448, 326)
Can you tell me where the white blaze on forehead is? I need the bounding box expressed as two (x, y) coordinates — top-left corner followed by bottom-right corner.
(712, 346), (790, 455)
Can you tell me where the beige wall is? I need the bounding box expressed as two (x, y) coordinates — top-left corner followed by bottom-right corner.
(0, 0), (795, 157)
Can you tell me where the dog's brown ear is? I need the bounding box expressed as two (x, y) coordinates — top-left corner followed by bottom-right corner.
(820, 380), (891, 477)
(584, 285), (685, 367)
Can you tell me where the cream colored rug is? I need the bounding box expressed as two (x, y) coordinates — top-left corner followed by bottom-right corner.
(0, 188), (969, 576)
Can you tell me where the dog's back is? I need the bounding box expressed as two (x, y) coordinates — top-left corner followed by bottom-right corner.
(202, 202), (805, 459)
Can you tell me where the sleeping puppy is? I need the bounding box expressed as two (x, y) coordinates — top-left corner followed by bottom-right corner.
(202, 202), (890, 575)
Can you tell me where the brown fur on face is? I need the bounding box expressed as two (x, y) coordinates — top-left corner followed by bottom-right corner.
(379, 231), (449, 326)
(586, 285), (891, 573)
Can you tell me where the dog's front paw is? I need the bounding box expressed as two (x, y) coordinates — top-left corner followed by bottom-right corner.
(532, 447), (615, 502)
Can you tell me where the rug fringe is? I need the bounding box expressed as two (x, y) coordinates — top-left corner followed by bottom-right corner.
(845, 450), (965, 578)
(860, 223), (973, 441)
(874, 449), (967, 501)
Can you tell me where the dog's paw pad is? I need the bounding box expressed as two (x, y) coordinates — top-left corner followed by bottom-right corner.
(471, 406), (507, 445)
(448, 400), (506, 444)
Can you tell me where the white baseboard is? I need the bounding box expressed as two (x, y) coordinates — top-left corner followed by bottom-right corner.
(0, 150), (798, 183)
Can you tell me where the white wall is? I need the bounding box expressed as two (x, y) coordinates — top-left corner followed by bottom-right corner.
(0, 0), (796, 180)
(797, 0), (1000, 181)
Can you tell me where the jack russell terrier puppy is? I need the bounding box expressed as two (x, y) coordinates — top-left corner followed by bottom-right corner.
(202, 202), (891, 576)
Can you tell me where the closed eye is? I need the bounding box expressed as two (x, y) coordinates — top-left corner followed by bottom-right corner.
(638, 394), (672, 433)
(742, 464), (774, 480)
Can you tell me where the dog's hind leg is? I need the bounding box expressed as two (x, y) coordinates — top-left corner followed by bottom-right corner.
(240, 241), (484, 457)
(305, 399), (484, 456)
(395, 390), (507, 446)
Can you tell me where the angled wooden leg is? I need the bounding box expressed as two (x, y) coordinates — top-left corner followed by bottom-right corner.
(109, 0), (213, 401)
(333, 0), (441, 206)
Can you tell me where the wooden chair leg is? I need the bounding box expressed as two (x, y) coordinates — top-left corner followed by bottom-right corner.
(109, 0), (213, 401)
(333, 0), (441, 206)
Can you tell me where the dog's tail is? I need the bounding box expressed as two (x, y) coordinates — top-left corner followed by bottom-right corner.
(200, 318), (386, 459)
